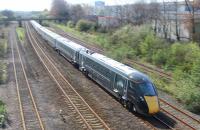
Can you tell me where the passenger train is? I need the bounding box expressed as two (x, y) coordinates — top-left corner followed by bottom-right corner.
(30, 20), (160, 115)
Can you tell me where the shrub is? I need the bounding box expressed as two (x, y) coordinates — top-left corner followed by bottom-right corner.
(0, 100), (6, 128)
(42, 22), (50, 27)
(67, 21), (74, 28)
(76, 19), (96, 32)
(0, 40), (7, 57)
(167, 42), (200, 72)
(16, 27), (25, 42)
(152, 49), (169, 66)
(0, 63), (7, 84)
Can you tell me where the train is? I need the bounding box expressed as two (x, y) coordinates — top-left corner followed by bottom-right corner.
(30, 20), (160, 115)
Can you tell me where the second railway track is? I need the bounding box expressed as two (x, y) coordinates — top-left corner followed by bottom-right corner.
(25, 22), (110, 130)
(11, 27), (45, 130)
(159, 99), (200, 130)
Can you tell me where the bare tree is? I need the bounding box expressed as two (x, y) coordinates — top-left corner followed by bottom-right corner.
(82, 4), (94, 16)
(1, 10), (14, 19)
(131, 3), (149, 25)
(175, 0), (180, 41)
(148, 2), (161, 34)
(70, 4), (86, 23)
(50, 0), (69, 18)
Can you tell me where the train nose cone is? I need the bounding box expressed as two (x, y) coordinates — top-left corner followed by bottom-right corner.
(144, 96), (159, 114)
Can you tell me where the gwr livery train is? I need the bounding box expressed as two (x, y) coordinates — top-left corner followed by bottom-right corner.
(30, 20), (160, 115)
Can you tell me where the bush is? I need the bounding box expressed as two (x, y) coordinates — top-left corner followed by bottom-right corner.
(152, 49), (169, 66)
(16, 27), (25, 42)
(76, 19), (96, 32)
(0, 40), (7, 57)
(67, 21), (74, 28)
(0, 63), (7, 84)
(167, 42), (200, 72)
(107, 45), (136, 61)
(42, 22), (50, 27)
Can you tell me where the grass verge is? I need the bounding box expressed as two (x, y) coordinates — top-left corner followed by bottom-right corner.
(0, 39), (7, 58)
(0, 100), (6, 128)
(52, 23), (110, 48)
(16, 27), (25, 42)
(0, 63), (7, 84)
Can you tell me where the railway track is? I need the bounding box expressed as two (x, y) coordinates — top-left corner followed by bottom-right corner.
(25, 23), (111, 130)
(159, 99), (200, 130)
(48, 25), (200, 130)
(11, 27), (45, 130)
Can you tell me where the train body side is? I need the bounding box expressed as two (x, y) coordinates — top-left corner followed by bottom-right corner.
(55, 37), (85, 64)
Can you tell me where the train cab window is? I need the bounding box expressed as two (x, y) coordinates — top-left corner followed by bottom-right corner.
(129, 81), (156, 96)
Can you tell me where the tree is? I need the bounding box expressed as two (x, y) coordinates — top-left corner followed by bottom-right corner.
(50, 0), (69, 18)
(1, 10), (14, 19)
(148, 2), (161, 35)
(70, 4), (85, 23)
(131, 3), (149, 25)
(82, 4), (94, 16)
(175, 0), (180, 41)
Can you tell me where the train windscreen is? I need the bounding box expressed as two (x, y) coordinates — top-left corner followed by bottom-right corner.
(129, 82), (156, 96)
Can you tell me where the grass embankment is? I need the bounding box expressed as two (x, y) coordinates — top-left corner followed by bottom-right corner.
(0, 39), (7, 58)
(53, 23), (109, 48)
(0, 29), (8, 127)
(0, 63), (7, 84)
(0, 31), (8, 84)
(16, 27), (25, 42)
(0, 101), (6, 128)
(50, 22), (200, 112)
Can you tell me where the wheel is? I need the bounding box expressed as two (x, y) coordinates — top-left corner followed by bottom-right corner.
(127, 102), (133, 112)
(127, 102), (137, 113)
(121, 99), (127, 108)
(84, 70), (89, 77)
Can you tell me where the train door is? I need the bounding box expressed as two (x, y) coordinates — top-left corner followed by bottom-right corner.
(113, 74), (127, 97)
(79, 52), (85, 71)
(127, 81), (139, 104)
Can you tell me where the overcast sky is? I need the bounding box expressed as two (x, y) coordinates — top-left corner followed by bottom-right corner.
(0, 0), (139, 11)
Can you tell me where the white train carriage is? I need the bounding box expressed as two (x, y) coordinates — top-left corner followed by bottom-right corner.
(39, 27), (62, 48)
(56, 37), (86, 64)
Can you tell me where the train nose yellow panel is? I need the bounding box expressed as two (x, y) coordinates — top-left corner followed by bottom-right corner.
(144, 96), (159, 114)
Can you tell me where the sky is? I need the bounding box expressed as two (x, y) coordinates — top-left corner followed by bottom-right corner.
(0, 0), (137, 11)
(0, 0), (184, 11)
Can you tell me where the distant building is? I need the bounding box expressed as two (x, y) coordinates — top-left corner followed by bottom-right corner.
(95, 1), (105, 15)
(95, 1), (105, 8)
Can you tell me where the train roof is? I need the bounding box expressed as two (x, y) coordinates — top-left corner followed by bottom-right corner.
(88, 52), (150, 82)
(30, 20), (43, 28)
(41, 27), (61, 38)
(57, 37), (85, 50)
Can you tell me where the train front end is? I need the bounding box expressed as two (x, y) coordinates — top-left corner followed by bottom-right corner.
(128, 74), (160, 115)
